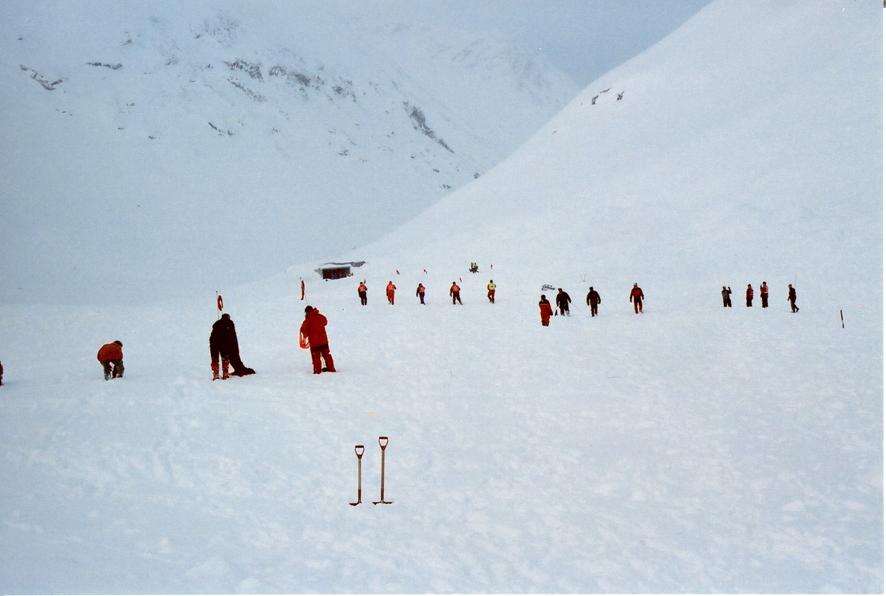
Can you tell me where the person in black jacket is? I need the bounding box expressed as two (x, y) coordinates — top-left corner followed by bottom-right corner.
(788, 284), (799, 313)
(721, 286), (732, 308)
(209, 313), (255, 380)
(555, 288), (572, 316)
(586, 287), (601, 317)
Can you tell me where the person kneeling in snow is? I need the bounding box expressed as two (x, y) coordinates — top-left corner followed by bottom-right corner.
(97, 340), (124, 380)
(209, 313), (255, 380)
(300, 306), (336, 374)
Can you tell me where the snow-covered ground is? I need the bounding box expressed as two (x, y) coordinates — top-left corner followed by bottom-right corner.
(0, 0), (882, 592)
(0, 271), (881, 592)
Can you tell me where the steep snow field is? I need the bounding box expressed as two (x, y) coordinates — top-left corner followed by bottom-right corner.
(361, 0), (882, 307)
(0, 0), (882, 593)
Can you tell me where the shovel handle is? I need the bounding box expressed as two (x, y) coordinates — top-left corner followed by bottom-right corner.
(378, 436), (389, 449)
(354, 444), (365, 458)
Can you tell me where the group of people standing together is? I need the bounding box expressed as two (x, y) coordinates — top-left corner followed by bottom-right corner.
(721, 282), (799, 312)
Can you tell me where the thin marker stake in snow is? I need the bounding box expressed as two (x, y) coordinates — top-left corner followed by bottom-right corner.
(372, 436), (393, 505)
(840, 309), (844, 329)
(349, 444), (365, 506)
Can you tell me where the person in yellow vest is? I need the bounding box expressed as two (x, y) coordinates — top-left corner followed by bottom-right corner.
(450, 281), (462, 305)
(487, 280), (496, 303)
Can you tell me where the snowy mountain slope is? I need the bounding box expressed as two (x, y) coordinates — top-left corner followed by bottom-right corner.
(358, 0), (882, 306)
(0, 1), (577, 305)
(0, 0), (881, 593)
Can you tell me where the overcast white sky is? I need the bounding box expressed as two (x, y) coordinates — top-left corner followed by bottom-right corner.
(343, 0), (712, 85)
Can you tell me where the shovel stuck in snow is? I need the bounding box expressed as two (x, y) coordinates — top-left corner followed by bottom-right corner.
(349, 444), (365, 506)
(372, 436), (394, 505)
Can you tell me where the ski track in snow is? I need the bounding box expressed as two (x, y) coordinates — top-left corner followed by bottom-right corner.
(0, 277), (881, 593)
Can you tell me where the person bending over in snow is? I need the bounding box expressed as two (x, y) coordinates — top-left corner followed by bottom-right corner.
(586, 286), (601, 316)
(300, 306), (336, 374)
(97, 340), (124, 381)
(629, 283), (645, 314)
(539, 295), (554, 326)
(209, 313), (255, 381)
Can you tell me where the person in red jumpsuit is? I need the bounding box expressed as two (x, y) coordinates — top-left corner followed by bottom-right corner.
(300, 306), (336, 374)
(629, 283), (645, 314)
(539, 295), (554, 326)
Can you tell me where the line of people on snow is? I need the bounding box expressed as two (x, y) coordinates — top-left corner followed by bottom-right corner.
(83, 279), (799, 383)
(721, 282), (799, 312)
(358, 279), (497, 306)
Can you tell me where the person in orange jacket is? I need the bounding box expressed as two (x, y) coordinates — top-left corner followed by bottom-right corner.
(629, 283), (645, 314)
(300, 306), (336, 374)
(357, 281), (368, 306)
(450, 281), (462, 305)
(97, 340), (124, 380)
(745, 283), (754, 307)
(416, 283), (426, 304)
(386, 281), (397, 305)
(539, 295), (554, 326)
